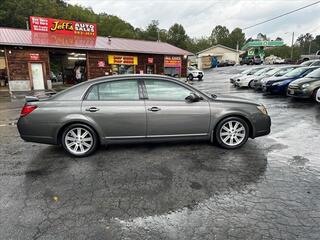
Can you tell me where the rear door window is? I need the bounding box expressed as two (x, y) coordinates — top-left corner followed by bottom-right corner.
(85, 80), (140, 101)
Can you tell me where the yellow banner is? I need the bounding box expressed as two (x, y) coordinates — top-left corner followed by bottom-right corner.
(108, 55), (138, 65)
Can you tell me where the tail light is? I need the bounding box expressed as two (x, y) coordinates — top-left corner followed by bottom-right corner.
(20, 105), (37, 117)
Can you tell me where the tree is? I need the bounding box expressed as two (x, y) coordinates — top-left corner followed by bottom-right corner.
(275, 37), (283, 41)
(144, 20), (160, 41)
(257, 33), (268, 41)
(167, 23), (188, 49)
(228, 28), (245, 49)
(210, 25), (229, 45)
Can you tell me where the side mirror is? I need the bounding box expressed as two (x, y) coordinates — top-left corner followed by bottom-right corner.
(185, 93), (201, 103)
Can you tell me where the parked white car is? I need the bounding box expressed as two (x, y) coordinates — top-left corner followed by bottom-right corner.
(230, 67), (264, 84)
(265, 55), (285, 64)
(235, 67), (272, 88)
(187, 66), (204, 81)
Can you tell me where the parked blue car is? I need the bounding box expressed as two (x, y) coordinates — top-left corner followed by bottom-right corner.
(262, 66), (319, 95)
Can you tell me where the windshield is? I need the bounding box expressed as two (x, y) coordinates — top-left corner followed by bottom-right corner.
(284, 67), (307, 77)
(264, 68), (279, 76)
(188, 66), (197, 70)
(241, 69), (251, 74)
(300, 61), (313, 66)
(253, 68), (269, 76)
(276, 67), (295, 76)
(306, 68), (320, 78)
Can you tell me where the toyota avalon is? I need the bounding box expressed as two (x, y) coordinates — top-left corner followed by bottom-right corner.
(18, 75), (271, 157)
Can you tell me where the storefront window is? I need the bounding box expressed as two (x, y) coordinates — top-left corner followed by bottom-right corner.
(111, 64), (134, 75)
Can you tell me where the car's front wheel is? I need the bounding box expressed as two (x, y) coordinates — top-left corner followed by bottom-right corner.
(188, 74), (194, 81)
(214, 117), (249, 149)
(249, 80), (255, 88)
(62, 124), (98, 157)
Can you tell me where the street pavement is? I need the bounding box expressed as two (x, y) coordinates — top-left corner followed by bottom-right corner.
(0, 66), (320, 240)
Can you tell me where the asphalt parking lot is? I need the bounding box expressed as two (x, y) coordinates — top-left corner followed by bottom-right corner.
(1, 66), (320, 240)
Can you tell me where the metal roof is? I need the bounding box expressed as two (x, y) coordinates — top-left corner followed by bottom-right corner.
(0, 27), (191, 56)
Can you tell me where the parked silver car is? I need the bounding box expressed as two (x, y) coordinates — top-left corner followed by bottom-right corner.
(17, 75), (271, 157)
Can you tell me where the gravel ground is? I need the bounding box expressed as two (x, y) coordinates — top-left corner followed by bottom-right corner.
(0, 66), (320, 240)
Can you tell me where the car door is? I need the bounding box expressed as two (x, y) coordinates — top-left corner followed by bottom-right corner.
(82, 79), (146, 139)
(143, 78), (210, 137)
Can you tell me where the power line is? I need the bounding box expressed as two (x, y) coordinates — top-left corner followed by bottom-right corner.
(243, 1), (320, 30)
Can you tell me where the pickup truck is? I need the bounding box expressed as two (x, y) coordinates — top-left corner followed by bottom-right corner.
(301, 50), (320, 62)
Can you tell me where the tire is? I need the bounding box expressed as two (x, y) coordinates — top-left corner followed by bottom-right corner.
(188, 74), (194, 81)
(61, 123), (98, 157)
(213, 117), (249, 149)
(311, 87), (320, 101)
(249, 80), (255, 89)
(198, 76), (203, 81)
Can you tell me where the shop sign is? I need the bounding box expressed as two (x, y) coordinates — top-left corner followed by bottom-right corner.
(164, 56), (181, 67)
(29, 53), (40, 61)
(97, 60), (106, 67)
(31, 32), (96, 47)
(108, 55), (138, 65)
(147, 57), (154, 64)
(30, 16), (97, 37)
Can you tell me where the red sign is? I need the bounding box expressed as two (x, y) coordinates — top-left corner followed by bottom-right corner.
(97, 60), (106, 68)
(29, 53), (40, 61)
(31, 32), (96, 48)
(164, 56), (181, 67)
(147, 57), (154, 64)
(30, 16), (97, 37)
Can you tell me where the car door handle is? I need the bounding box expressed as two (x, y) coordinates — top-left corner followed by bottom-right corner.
(85, 107), (100, 112)
(148, 107), (161, 112)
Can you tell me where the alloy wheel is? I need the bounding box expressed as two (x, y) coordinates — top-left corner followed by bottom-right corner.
(64, 127), (93, 155)
(219, 120), (246, 146)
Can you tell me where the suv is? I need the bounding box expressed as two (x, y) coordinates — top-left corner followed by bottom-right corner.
(240, 56), (262, 65)
(187, 66), (204, 81)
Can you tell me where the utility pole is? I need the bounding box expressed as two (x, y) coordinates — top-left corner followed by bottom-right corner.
(291, 32), (294, 61)
(25, 18), (29, 30)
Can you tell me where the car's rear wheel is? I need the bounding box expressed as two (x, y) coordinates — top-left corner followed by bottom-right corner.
(214, 117), (249, 149)
(198, 76), (203, 81)
(62, 124), (98, 157)
(188, 74), (194, 81)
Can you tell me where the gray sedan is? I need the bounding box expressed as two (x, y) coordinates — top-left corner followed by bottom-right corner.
(17, 75), (271, 157)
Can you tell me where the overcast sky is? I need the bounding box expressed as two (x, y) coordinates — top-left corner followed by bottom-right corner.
(67, 0), (320, 44)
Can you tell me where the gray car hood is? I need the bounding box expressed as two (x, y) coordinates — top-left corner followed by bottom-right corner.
(211, 94), (260, 106)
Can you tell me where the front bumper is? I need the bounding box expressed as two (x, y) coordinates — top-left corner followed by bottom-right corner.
(251, 113), (271, 138)
(287, 87), (312, 98)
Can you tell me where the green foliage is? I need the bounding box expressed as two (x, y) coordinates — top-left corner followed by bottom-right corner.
(167, 23), (188, 49)
(265, 46), (301, 61)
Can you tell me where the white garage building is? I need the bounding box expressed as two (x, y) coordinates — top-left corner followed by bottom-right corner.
(196, 44), (240, 70)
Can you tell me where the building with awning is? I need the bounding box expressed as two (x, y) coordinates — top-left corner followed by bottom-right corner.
(0, 16), (191, 92)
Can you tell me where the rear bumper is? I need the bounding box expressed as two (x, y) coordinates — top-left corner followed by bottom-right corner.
(17, 117), (58, 145)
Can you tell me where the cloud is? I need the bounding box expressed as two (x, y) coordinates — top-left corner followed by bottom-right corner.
(67, 0), (320, 44)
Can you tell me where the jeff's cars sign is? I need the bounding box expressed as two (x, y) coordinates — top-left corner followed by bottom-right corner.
(30, 16), (97, 37)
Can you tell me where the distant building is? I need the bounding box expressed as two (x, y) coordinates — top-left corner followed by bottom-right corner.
(196, 44), (241, 70)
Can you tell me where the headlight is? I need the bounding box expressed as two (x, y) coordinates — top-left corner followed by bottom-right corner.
(257, 105), (268, 115)
(302, 83), (310, 88)
(272, 82), (282, 86)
